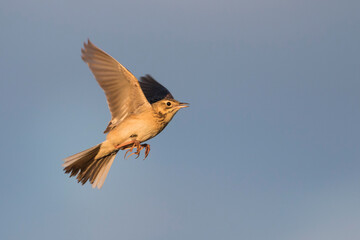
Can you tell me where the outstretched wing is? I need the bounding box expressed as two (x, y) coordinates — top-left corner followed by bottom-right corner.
(81, 40), (151, 133)
(139, 75), (174, 104)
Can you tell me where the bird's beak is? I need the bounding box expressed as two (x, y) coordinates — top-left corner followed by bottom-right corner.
(177, 102), (190, 109)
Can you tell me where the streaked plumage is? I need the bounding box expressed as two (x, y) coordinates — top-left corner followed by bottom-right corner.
(63, 40), (188, 189)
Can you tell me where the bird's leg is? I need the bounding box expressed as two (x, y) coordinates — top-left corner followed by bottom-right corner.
(116, 140), (139, 159)
(128, 143), (150, 160)
(141, 144), (150, 160)
(125, 141), (143, 159)
(115, 140), (135, 150)
(116, 141), (150, 159)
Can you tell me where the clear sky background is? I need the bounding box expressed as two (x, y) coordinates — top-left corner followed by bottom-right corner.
(0, 0), (359, 239)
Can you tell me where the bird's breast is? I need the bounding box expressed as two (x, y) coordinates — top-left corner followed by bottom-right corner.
(106, 112), (166, 145)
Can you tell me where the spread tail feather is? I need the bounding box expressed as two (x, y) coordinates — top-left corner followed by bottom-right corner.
(63, 144), (117, 189)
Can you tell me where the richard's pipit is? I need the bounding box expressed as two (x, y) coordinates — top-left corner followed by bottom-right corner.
(63, 40), (189, 189)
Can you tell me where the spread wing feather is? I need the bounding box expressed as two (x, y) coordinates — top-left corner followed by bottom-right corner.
(81, 40), (151, 133)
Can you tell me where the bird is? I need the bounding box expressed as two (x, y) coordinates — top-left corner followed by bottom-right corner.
(63, 40), (189, 189)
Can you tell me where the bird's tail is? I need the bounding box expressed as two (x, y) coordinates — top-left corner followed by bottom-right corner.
(63, 144), (118, 189)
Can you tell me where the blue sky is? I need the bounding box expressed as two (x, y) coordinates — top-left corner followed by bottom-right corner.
(0, 0), (359, 239)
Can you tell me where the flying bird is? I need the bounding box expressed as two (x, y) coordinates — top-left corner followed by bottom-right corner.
(63, 40), (189, 189)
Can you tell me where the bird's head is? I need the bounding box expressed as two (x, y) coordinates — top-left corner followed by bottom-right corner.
(152, 99), (189, 123)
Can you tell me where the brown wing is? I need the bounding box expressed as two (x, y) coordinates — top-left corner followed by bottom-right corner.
(81, 40), (151, 133)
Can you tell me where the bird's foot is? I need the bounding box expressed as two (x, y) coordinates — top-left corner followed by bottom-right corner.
(124, 140), (141, 159)
(123, 142), (150, 160)
(116, 140), (150, 159)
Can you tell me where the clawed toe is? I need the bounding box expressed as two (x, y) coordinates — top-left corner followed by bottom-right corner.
(126, 151), (138, 159)
(124, 149), (134, 159)
(142, 144), (150, 160)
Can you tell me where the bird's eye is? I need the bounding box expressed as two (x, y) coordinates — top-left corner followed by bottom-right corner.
(166, 102), (171, 106)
